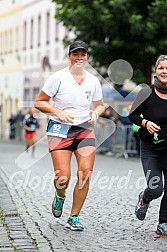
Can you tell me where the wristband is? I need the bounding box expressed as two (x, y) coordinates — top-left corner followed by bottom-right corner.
(91, 110), (99, 120)
(145, 120), (149, 128)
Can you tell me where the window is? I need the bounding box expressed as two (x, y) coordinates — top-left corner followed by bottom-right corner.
(10, 29), (12, 53)
(38, 15), (41, 47)
(33, 88), (40, 100)
(15, 27), (19, 52)
(64, 28), (69, 40)
(23, 21), (27, 50)
(55, 47), (59, 60)
(2, 31), (5, 55)
(30, 53), (33, 64)
(24, 89), (30, 102)
(6, 30), (9, 54)
(5, 31), (7, 54)
(8, 96), (12, 114)
(55, 20), (59, 41)
(46, 12), (50, 45)
(30, 19), (34, 49)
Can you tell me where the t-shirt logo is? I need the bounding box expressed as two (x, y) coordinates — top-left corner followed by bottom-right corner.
(85, 91), (92, 101)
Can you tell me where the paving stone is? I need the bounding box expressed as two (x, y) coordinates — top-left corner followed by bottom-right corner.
(0, 171), (37, 252)
(0, 249), (14, 252)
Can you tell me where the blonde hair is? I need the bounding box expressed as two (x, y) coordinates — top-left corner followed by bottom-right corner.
(155, 55), (167, 69)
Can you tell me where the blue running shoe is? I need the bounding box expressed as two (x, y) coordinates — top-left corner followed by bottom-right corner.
(66, 215), (84, 231)
(135, 192), (150, 221)
(52, 194), (65, 218)
(156, 223), (167, 236)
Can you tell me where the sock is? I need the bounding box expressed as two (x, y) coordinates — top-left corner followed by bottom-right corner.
(69, 215), (78, 219)
(143, 196), (150, 205)
(57, 194), (65, 199)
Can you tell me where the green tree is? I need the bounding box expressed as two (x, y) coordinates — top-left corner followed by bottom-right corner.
(53, 0), (167, 85)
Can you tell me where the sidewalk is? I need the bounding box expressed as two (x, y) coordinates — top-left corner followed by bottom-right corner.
(0, 140), (166, 251)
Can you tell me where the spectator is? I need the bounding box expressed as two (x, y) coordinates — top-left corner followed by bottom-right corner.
(98, 107), (114, 156)
(15, 110), (24, 141)
(8, 114), (16, 139)
(132, 123), (140, 157)
(121, 105), (133, 151)
(22, 108), (39, 156)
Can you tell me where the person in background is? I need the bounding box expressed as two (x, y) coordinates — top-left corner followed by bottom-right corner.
(121, 105), (133, 151)
(22, 108), (39, 156)
(129, 55), (167, 236)
(8, 114), (16, 139)
(15, 110), (24, 141)
(98, 106), (113, 156)
(35, 41), (105, 231)
(132, 123), (140, 157)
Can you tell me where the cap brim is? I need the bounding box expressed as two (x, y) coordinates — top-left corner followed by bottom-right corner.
(69, 47), (88, 52)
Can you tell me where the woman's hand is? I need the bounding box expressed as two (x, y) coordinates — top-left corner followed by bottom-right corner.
(88, 110), (99, 125)
(146, 121), (161, 134)
(35, 91), (74, 123)
(88, 100), (105, 125)
(56, 110), (74, 123)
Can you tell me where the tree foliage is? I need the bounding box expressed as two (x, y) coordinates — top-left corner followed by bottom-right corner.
(53, 0), (167, 84)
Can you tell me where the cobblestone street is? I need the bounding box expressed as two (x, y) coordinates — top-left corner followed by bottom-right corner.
(0, 140), (166, 252)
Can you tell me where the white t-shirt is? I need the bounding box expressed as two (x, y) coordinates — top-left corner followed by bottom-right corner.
(42, 67), (103, 125)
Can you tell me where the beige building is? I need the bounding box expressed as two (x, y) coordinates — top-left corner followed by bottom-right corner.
(0, 0), (73, 139)
(0, 0), (23, 138)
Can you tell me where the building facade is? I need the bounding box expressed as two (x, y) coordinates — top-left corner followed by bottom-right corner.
(0, 0), (23, 138)
(0, 0), (72, 139)
(22, 0), (70, 108)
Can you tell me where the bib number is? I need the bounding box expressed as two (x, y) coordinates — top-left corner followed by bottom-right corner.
(29, 124), (36, 131)
(46, 120), (70, 138)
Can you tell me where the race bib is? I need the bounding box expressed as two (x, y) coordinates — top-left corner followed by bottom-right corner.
(46, 120), (70, 138)
(29, 124), (36, 131)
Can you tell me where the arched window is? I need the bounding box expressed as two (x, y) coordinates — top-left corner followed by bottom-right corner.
(46, 12), (50, 45)
(30, 18), (34, 49)
(38, 15), (41, 47)
(23, 21), (27, 50)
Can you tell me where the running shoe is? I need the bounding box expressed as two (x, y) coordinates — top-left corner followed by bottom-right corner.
(66, 215), (84, 231)
(135, 191), (150, 221)
(156, 223), (167, 236)
(52, 194), (65, 218)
